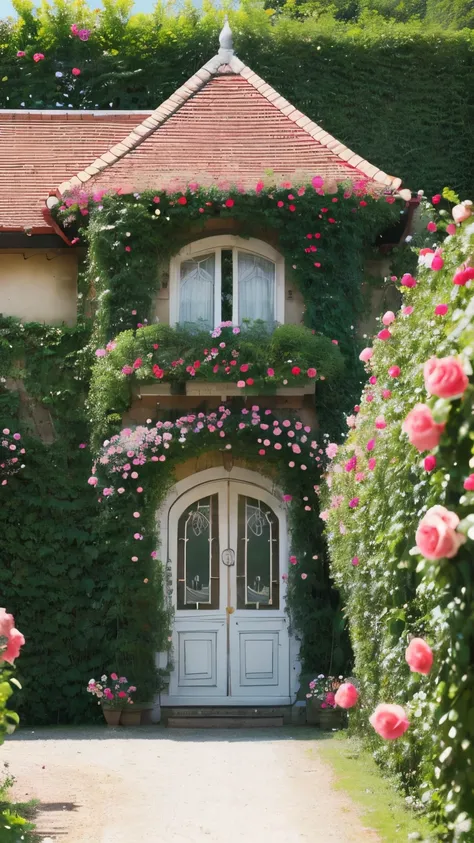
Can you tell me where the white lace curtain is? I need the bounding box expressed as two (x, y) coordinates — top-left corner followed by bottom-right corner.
(178, 250), (275, 327)
(179, 254), (215, 328)
(238, 253), (274, 324)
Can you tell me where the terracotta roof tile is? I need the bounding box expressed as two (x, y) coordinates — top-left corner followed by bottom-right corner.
(0, 112), (149, 232)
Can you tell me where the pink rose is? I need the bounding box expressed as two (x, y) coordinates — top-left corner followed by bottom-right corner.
(452, 266), (474, 286)
(416, 505), (465, 560)
(382, 311), (395, 326)
(452, 201), (472, 224)
(375, 416), (386, 430)
(0, 608), (25, 664)
(431, 253), (444, 271)
(334, 682), (359, 709)
(401, 273), (416, 288)
(377, 329), (391, 341)
(111, 672), (118, 680)
(359, 347), (373, 363)
(33, 53), (45, 62)
(88, 476), (98, 486)
(423, 357), (468, 399)
(446, 224), (456, 236)
(388, 365), (400, 378)
(369, 704), (409, 740)
(423, 455), (436, 472)
(405, 638), (433, 675)
(307, 367), (317, 378)
(16, 50), (26, 57)
(464, 474), (474, 491)
(426, 221), (437, 232)
(402, 404), (445, 452)
(434, 304), (448, 316)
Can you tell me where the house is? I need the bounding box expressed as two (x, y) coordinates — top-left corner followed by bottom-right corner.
(0, 21), (408, 717)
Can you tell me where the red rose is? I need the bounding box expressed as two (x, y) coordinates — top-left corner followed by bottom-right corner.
(291, 366), (301, 376)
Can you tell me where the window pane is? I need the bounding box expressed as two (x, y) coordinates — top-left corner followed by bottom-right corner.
(179, 253), (215, 328)
(177, 495), (219, 609)
(221, 250), (233, 322)
(237, 496), (279, 609)
(238, 253), (275, 324)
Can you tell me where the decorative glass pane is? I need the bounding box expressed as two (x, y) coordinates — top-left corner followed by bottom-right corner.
(177, 495), (219, 609)
(238, 252), (275, 324)
(179, 253), (215, 328)
(237, 496), (279, 609)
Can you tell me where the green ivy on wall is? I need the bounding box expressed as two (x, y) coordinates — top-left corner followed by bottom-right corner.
(0, 179), (398, 721)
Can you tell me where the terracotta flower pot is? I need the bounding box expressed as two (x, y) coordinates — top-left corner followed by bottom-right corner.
(305, 697), (321, 726)
(120, 709), (142, 727)
(318, 708), (344, 731)
(120, 704), (154, 726)
(102, 706), (121, 726)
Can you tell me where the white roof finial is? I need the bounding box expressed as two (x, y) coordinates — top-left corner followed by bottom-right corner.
(218, 16), (233, 58)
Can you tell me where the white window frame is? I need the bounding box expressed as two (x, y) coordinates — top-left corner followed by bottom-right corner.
(169, 235), (285, 328)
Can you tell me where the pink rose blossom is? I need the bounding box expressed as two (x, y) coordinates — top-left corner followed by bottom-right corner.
(416, 505), (465, 560)
(88, 476), (98, 486)
(16, 50), (26, 57)
(431, 253), (444, 271)
(463, 474), (474, 491)
(382, 389), (392, 399)
(424, 455), (436, 472)
(382, 311), (395, 326)
(375, 416), (386, 430)
(301, 573), (308, 580)
(426, 221), (437, 232)
(388, 365), (400, 378)
(368, 458), (376, 471)
(348, 497), (359, 508)
(33, 53), (45, 62)
(334, 682), (358, 709)
(366, 439), (375, 452)
(453, 266), (474, 286)
(446, 223), (456, 235)
(307, 367), (317, 378)
(402, 404), (445, 452)
(424, 357), (469, 399)
(351, 557), (359, 566)
(434, 304), (448, 316)
(0, 608), (25, 664)
(400, 273), (417, 288)
(402, 306), (414, 315)
(377, 329), (391, 341)
(359, 347), (373, 363)
(320, 510), (329, 522)
(405, 638), (433, 675)
(369, 704), (409, 740)
(325, 443), (338, 458)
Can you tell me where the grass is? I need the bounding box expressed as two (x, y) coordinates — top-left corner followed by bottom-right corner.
(316, 733), (436, 843)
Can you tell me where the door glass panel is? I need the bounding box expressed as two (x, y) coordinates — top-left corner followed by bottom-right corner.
(237, 496), (279, 610)
(179, 253), (215, 328)
(177, 495), (219, 610)
(238, 252), (275, 324)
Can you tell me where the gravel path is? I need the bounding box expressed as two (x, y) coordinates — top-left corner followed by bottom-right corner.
(5, 727), (380, 843)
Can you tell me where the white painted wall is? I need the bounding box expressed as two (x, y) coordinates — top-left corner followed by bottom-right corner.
(0, 250), (77, 325)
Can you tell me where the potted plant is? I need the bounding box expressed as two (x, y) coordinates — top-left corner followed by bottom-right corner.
(306, 675), (346, 729)
(87, 673), (137, 725)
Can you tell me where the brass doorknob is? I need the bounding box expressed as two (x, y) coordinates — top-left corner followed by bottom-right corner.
(226, 606), (235, 614)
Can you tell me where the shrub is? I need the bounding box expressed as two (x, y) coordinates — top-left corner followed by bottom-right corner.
(324, 199), (474, 838)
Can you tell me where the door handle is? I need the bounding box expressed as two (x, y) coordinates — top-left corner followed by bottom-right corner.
(222, 548), (235, 566)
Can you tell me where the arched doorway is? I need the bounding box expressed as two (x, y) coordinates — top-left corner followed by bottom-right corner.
(159, 467), (291, 706)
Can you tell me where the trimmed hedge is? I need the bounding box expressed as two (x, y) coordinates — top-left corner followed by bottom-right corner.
(324, 201), (474, 838)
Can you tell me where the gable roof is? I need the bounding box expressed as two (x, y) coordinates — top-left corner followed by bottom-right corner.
(0, 21), (402, 235)
(56, 27), (402, 201)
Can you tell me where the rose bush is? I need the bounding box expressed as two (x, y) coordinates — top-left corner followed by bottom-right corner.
(323, 193), (474, 839)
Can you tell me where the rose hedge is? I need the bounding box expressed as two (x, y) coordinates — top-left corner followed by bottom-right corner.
(323, 199), (474, 839)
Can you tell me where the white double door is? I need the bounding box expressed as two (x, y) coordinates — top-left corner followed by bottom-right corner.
(165, 478), (290, 706)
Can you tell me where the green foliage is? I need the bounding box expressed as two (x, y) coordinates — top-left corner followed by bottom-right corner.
(0, 774), (36, 842)
(323, 203), (474, 837)
(0, 3), (473, 195)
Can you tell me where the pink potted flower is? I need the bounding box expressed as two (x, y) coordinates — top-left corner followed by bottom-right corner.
(87, 673), (146, 726)
(305, 675), (346, 729)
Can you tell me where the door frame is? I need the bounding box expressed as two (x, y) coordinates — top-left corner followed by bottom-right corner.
(156, 466), (295, 706)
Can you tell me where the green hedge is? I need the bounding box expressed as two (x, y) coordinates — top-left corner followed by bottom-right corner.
(324, 202), (474, 838)
(0, 3), (473, 195)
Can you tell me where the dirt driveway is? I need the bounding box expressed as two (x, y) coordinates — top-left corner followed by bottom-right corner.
(4, 727), (380, 842)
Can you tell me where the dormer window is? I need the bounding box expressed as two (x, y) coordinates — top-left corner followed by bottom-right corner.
(170, 235), (285, 328)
